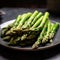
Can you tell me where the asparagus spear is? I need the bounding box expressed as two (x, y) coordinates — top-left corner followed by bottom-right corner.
(8, 37), (15, 45)
(31, 12), (43, 26)
(1, 28), (9, 37)
(47, 22), (59, 43)
(22, 10), (38, 28)
(32, 21), (48, 49)
(37, 12), (49, 29)
(48, 24), (55, 43)
(14, 15), (22, 27)
(17, 13), (32, 28)
(30, 12), (49, 31)
(30, 16), (43, 29)
(42, 20), (51, 43)
(1, 23), (14, 37)
(1, 15), (22, 36)
(21, 34), (27, 40)
(13, 14), (27, 27)
(8, 36), (21, 45)
(3, 36), (11, 41)
(49, 22), (59, 39)
(11, 36), (21, 44)
(6, 15), (22, 35)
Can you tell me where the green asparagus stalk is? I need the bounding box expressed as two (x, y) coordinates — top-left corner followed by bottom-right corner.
(22, 10), (38, 28)
(22, 11), (39, 29)
(21, 34), (27, 41)
(6, 15), (22, 35)
(14, 15), (22, 27)
(1, 28), (9, 37)
(1, 23), (14, 37)
(8, 36), (21, 45)
(37, 12), (49, 29)
(8, 37), (15, 45)
(48, 24), (55, 43)
(31, 12), (43, 26)
(49, 22), (59, 39)
(17, 13), (32, 28)
(30, 12), (49, 31)
(32, 21), (48, 49)
(30, 16), (43, 29)
(15, 36), (21, 42)
(42, 20), (51, 43)
(14, 14), (27, 27)
(10, 15), (22, 29)
(3, 36), (11, 41)
(12, 36), (21, 44)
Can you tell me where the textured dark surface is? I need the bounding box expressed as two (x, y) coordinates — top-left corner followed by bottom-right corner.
(0, 8), (60, 60)
(0, 0), (46, 8)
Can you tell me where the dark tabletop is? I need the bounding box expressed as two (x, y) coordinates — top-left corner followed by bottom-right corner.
(0, 8), (60, 60)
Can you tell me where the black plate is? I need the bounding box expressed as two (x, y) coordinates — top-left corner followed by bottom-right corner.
(0, 20), (60, 51)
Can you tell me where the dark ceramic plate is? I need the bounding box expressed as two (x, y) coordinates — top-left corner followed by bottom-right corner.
(0, 20), (60, 51)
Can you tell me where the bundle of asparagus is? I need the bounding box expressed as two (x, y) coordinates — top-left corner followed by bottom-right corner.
(1, 10), (59, 49)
